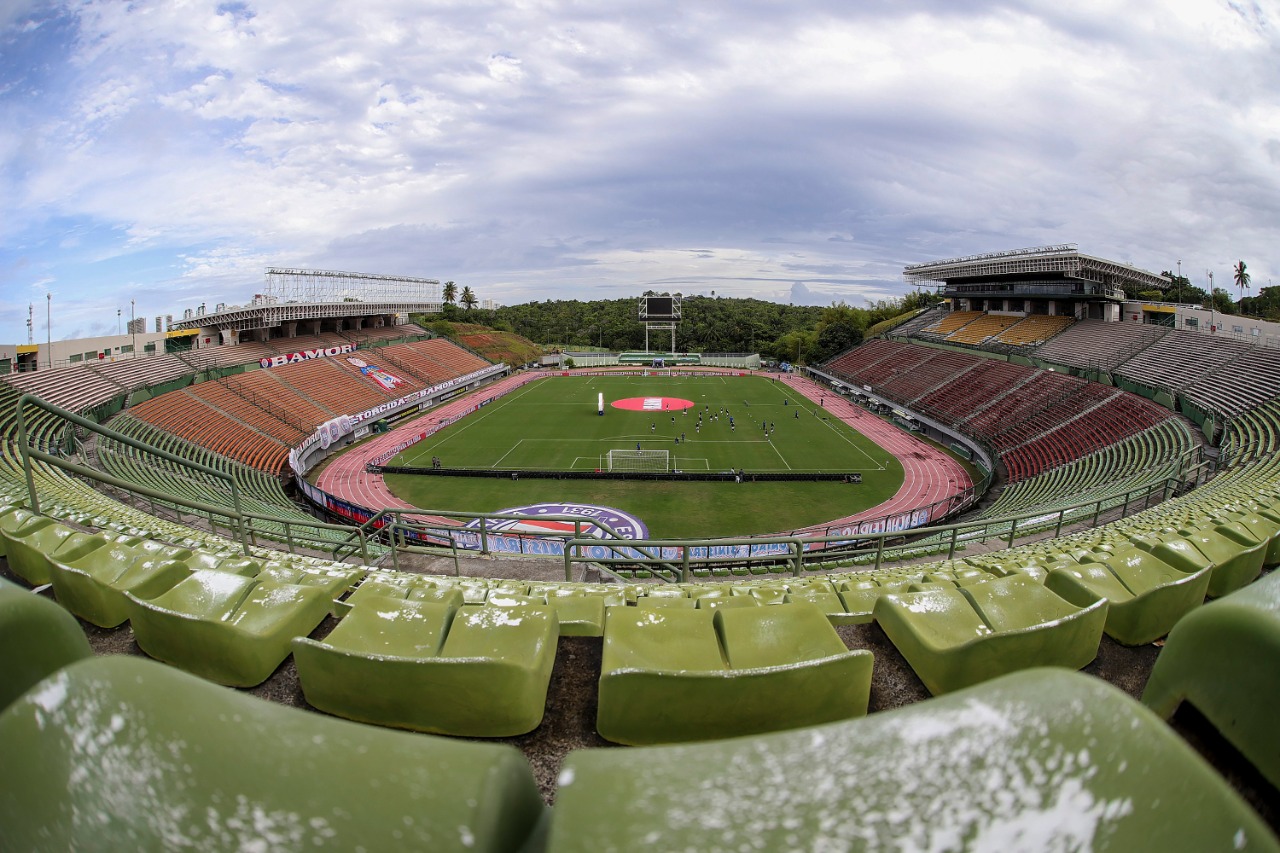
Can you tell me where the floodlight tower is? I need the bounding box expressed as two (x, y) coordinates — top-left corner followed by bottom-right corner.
(638, 294), (682, 354)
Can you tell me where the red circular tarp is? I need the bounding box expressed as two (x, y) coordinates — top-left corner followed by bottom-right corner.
(610, 396), (696, 412)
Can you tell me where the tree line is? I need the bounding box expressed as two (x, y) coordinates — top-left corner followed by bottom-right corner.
(1152, 261), (1277, 320)
(428, 291), (938, 364)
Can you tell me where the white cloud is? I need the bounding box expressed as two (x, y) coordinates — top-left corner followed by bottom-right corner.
(1, 0), (1278, 342)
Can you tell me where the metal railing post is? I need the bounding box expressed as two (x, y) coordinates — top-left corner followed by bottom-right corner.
(14, 400), (41, 515)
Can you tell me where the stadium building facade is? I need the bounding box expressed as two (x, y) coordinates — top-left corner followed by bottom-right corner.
(904, 243), (1168, 321)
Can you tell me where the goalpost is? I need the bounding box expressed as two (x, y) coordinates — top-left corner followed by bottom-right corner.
(605, 448), (670, 473)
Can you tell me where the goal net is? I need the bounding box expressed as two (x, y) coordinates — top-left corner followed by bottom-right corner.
(606, 448), (670, 473)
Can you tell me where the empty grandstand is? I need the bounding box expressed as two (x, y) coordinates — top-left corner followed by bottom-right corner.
(2, 263), (1279, 848)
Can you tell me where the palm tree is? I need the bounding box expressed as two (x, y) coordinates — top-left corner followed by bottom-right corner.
(1233, 261), (1251, 305)
(442, 281), (457, 306)
(460, 286), (478, 310)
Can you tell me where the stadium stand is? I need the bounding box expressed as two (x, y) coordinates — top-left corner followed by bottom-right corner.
(1031, 318), (1168, 371)
(944, 312), (1021, 345)
(918, 309), (982, 337)
(5, 315), (1280, 845)
(1181, 345), (1280, 419)
(1115, 328), (1253, 393)
(995, 312), (1075, 346)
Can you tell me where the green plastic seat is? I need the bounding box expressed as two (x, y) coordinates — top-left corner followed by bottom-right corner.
(636, 595), (696, 609)
(1210, 506), (1280, 568)
(1143, 569), (1280, 789)
(748, 585), (788, 604)
(549, 669), (1280, 852)
(784, 588), (856, 623)
(694, 594), (759, 610)
(1046, 546), (1211, 645)
(0, 578), (92, 713)
(1, 514), (96, 586)
(547, 591), (607, 636)
(1181, 522), (1267, 597)
(1134, 526), (1265, 599)
(124, 569), (333, 687)
(293, 598), (557, 737)
(834, 581), (882, 623)
(0, 655), (545, 851)
(597, 603), (873, 745)
(338, 574), (442, 613)
(874, 574), (1107, 695)
(45, 535), (197, 628)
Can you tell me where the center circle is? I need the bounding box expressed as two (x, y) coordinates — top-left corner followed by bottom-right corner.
(610, 396), (696, 412)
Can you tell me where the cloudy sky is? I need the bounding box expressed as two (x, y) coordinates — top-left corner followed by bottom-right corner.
(1, 1), (1277, 343)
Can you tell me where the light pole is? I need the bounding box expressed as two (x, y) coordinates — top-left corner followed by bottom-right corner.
(131, 299), (137, 357)
(46, 293), (52, 369)
(1208, 270), (1214, 334)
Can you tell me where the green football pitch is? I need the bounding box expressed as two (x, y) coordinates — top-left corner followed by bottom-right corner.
(384, 375), (907, 538)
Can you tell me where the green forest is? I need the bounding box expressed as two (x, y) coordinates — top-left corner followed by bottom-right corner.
(418, 291), (938, 365)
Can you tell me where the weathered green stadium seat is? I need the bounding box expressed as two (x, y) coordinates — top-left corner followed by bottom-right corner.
(0, 514), (99, 586)
(1134, 526), (1265, 598)
(0, 656), (545, 851)
(0, 504), (22, 557)
(748, 585), (788, 604)
(293, 598), (557, 736)
(547, 591), (607, 635)
(1212, 506), (1280, 567)
(836, 579), (882, 623)
(784, 588), (857, 623)
(636, 595), (696, 609)
(1045, 546), (1211, 645)
(597, 603), (872, 745)
(124, 569), (333, 686)
(256, 563), (361, 602)
(1181, 522), (1267, 597)
(338, 574), (439, 614)
(486, 591), (541, 607)
(694, 594), (759, 610)
(0, 578), (92, 713)
(874, 574), (1107, 695)
(1143, 569), (1280, 789)
(549, 669), (1280, 852)
(45, 535), (197, 628)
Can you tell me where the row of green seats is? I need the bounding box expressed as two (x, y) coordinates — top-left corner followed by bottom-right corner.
(3, 578), (1276, 851)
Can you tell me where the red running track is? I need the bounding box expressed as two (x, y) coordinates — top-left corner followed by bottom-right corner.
(314, 369), (975, 537)
(772, 373), (974, 534)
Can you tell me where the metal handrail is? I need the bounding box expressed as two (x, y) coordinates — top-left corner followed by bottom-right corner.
(560, 474), (1186, 582)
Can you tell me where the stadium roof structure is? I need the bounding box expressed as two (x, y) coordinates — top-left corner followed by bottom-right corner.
(903, 244), (1170, 301)
(170, 268), (443, 333)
